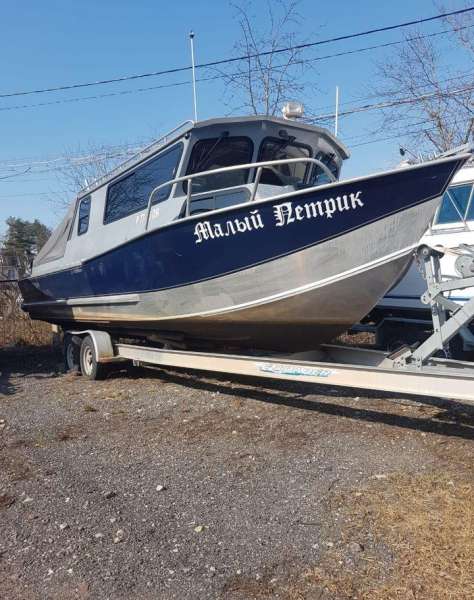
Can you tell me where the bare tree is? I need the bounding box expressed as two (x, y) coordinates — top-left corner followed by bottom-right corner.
(374, 11), (474, 154)
(216, 0), (316, 116)
(440, 1), (474, 54)
(53, 141), (141, 208)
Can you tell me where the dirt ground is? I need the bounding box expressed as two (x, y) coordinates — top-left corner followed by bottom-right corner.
(0, 345), (473, 600)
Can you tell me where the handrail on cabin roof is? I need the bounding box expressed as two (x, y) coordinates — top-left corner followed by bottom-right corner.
(78, 120), (195, 197)
(76, 116), (352, 199)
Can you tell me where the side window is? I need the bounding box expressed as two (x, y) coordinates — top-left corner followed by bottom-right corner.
(435, 184), (473, 225)
(104, 143), (183, 224)
(77, 197), (91, 236)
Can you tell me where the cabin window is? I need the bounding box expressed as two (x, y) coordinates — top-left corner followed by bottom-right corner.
(258, 137), (311, 187)
(77, 197), (91, 236)
(311, 151), (339, 185)
(434, 183), (474, 225)
(184, 136), (253, 194)
(104, 143), (183, 224)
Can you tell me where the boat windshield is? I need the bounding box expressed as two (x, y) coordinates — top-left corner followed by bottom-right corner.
(433, 182), (474, 225)
(185, 136), (253, 193)
(258, 139), (340, 188)
(312, 150), (339, 185)
(258, 137), (311, 187)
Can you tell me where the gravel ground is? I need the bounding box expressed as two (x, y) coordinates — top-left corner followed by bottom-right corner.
(0, 346), (473, 599)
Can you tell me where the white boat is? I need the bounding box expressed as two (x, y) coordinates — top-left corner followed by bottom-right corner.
(377, 158), (474, 318)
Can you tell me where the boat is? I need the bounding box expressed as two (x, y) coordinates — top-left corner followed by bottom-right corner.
(377, 156), (474, 317)
(19, 113), (469, 351)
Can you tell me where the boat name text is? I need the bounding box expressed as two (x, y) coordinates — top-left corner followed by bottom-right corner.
(193, 191), (364, 244)
(194, 210), (264, 243)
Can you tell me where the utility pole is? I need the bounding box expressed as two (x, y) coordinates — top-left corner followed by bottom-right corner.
(334, 86), (339, 137)
(189, 31), (198, 122)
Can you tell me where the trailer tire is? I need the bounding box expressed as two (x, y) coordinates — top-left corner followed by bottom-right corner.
(80, 335), (109, 380)
(64, 334), (81, 373)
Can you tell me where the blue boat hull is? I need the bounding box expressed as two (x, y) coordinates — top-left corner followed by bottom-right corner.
(20, 157), (466, 350)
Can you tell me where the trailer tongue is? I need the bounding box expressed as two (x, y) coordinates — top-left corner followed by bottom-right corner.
(63, 245), (474, 406)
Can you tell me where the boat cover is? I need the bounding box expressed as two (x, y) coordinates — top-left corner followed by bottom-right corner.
(34, 202), (76, 266)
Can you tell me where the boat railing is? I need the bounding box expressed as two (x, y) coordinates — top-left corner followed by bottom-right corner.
(79, 120), (195, 197)
(144, 156), (336, 231)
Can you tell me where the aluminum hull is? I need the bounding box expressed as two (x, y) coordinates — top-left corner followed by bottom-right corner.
(20, 157), (466, 350)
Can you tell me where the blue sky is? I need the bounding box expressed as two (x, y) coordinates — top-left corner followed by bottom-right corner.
(0, 0), (471, 234)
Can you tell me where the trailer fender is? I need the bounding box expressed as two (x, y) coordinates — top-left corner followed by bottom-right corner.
(66, 329), (116, 363)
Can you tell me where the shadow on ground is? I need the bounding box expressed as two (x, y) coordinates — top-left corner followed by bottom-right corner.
(122, 364), (474, 441)
(2, 344), (474, 441)
(0, 345), (61, 397)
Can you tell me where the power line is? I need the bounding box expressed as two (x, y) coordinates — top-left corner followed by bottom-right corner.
(0, 125), (462, 196)
(344, 107), (466, 140)
(351, 132), (423, 148)
(0, 78), (471, 174)
(1, 23), (472, 114)
(311, 84), (474, 122)
(0, 81), (471, 175)
(0, 7), (472, 99)
(0, 76), (472, 173)
(349, 121), (464, 148)
(341, 110), (471, 143)
(306, 65), (474, 114)
(1, 117), (467, 196)
(0, 133), (459, 194)
(0, 168), (31, 180)
(0, 176), (61, 183)
(0, 144), (143, 170)
(0, 81), (191, 113)
(297, 24), (474, 81)
(0, 67), (470, 176)
(0, 191), (69, 198)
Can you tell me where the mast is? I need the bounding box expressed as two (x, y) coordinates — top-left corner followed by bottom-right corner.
(189, 31), (198, 122)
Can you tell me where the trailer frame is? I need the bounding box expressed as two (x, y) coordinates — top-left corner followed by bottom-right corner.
(63, 245), (474, 406)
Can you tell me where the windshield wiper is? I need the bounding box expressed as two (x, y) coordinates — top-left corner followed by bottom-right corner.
(193, 133), (228, 173)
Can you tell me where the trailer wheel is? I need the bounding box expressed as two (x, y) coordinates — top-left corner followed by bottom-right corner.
(80, 335), (109, 380)
(64, 334), (81, 373)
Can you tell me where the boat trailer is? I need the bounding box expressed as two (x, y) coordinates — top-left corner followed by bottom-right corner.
(64, 245), (474, 405)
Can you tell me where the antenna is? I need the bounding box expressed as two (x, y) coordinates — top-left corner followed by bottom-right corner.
(189, 31), (198, 121)
(334, 86), (339, 137)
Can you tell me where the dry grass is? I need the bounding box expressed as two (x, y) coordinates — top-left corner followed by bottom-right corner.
(218, 472), (474, 599)
(303, 472), (474, 600)
(0, 314), (53, 347)
(0, 282), (53, 347)
(336, 330), (376, 346)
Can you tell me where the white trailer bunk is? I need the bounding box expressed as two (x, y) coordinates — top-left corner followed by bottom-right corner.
(64, 245), (474, 405)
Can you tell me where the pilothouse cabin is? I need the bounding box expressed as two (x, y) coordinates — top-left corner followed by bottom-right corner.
(32, 116), (349, 277)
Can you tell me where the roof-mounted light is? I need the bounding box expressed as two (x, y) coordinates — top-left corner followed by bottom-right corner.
(282, 101), (305, 120)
